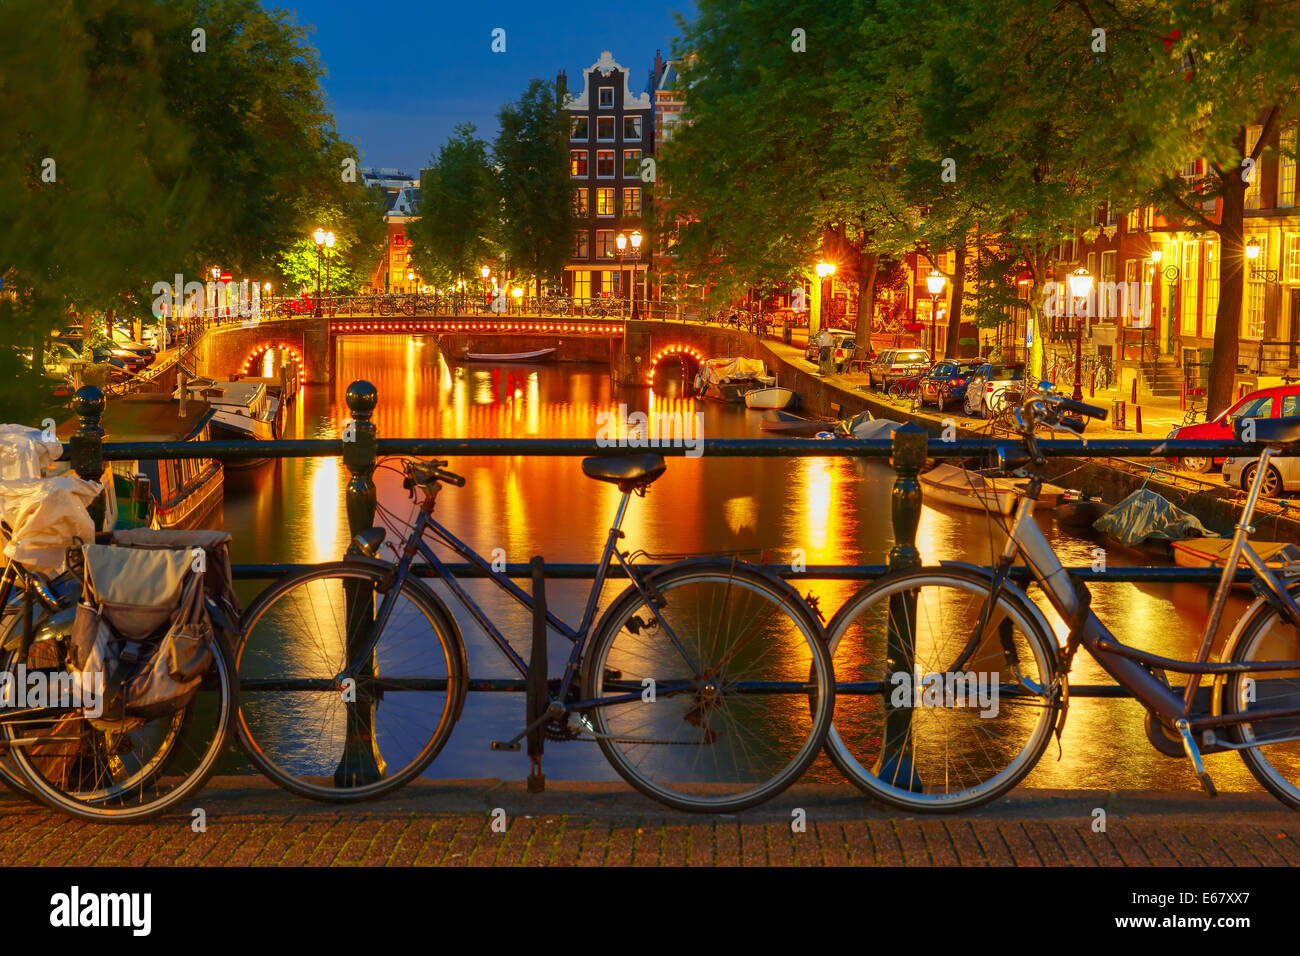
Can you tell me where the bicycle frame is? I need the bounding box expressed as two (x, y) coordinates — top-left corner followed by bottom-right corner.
(344, 489), (704, 711)
(1002, 445), (1300, 736)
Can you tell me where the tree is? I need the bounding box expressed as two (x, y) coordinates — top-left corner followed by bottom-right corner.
(493, 80), (576, 298)
(407, 124), (497, 290)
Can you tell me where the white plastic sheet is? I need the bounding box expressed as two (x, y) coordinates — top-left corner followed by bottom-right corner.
(0, 425), (100, 573)
(0, 424), (62, 479)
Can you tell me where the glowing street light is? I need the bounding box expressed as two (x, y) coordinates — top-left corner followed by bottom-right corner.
(926, 269), (946, 361)
(1067, 267), (1094, 402)
(313, 228), (327, 316)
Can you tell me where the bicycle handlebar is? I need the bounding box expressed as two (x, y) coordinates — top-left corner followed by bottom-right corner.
(1055, 396), (1108, 421)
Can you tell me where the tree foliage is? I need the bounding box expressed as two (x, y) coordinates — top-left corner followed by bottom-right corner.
(406, 124), (498, 290)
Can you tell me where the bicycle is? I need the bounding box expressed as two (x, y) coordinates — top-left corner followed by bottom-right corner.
(0, 542), (235, 822)
(235, 454), (835, 813)
(823, 387), (1300, 811)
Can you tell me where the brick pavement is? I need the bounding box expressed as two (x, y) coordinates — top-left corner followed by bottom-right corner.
(2, 778), (1297, 866)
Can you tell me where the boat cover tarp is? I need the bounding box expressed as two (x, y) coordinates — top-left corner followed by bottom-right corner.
(921, 462), (993, 490)
(703, 357), (765, 385)
(845, 417), (900, 440)
(0, 426), (99, 573)
(1093, 488), (1213, 547)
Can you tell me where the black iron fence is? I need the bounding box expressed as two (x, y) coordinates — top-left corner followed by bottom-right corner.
(62, 381), (1267, 699)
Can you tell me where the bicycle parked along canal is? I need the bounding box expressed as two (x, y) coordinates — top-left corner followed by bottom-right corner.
(823, 386), (1300, 811)
(235, 454), (835, 813)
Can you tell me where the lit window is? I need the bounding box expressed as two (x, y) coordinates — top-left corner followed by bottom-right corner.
(598, 87), (614, 108)
(1287, 234), (1300, 282)
(1180, 242), (1199, 336)
(623, 187), (641, 215)
(570, 150), (588, 178)
(623, 149), (642, 177)
(1204, 241), (1220, 337)
(597, 116), (615, 141)
(596, 188), (615, 216)
(1244, 236), (1266, 338)
(573, 188), (589, 216)
(1245, 125), (1262, 210)
(596, 230), (616, 258)
(596, 150), (615, 178)
(623, 116), (642, 140)
(1281, 126), (1296, 208)
(571, 117), (588, 140)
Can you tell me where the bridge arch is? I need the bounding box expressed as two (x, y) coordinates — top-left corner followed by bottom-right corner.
(647, 345), (704, 391)
(241, 341), (306, 379)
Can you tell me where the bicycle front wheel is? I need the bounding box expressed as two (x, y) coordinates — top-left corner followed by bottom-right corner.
(235, 562), (466, 802)
(582, 560), (834, 813)
(1224, 596), (1300, 809)
(824, 567), (1060, 811)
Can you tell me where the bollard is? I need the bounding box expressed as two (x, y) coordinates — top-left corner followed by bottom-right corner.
(336, 380), (384, 787)
(70, 386), (106, 531)
(1135, 405), (1142, 434)
(1130, 376), (1138, 405)
(879, 423), (928, 792)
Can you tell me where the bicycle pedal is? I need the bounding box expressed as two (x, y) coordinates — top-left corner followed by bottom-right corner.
(490, 740), (521, 751)
(1175, 719), (1217, 798)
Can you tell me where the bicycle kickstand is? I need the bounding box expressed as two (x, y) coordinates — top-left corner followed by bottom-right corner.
(1174, 718), (1218, 798)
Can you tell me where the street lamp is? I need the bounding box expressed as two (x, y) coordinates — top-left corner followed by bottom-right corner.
(1067, 267), (1094, 401)
(323, 232), (336, 309)
(616, 233), (628, 316)
(313, 228), (326, 316)
(480, 265), (491, 309)
(209, 267), (221, 323)
(925, 269), (946, 361)
(629, 230), (643, 319)
(814, 261), (835, 337)
(1246, 237), (1280, 284)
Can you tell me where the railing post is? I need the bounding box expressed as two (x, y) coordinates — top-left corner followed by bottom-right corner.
(336, 379), (384, 787)
(878, 422), (927, 791)
(70, 385), (106, 531)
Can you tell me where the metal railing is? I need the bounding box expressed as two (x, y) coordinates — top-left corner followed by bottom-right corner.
(60, 380), (1268, 700)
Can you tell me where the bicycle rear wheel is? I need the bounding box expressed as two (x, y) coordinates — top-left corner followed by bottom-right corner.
(582, 560), (834, 813)
(4, 639), (234, 823)
(1225, 597), (1300, 809)
(823, 567), (1060, 811)
(235, 562), (466, 802)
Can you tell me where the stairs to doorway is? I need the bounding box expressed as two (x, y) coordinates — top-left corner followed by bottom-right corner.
(1143, 355), (1182, 397)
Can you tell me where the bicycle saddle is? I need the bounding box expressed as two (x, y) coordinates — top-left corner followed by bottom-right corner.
(581, 453), (666, 492)
(1233, 414), (1300, 448)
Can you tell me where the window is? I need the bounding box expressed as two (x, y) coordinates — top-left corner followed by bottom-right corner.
(597, 116), (615, 141)
(573, 270), (591, 300)
(623, 116), (642, 140)
(1281, 126), (1297, 208)
(573, 231), (589, 259)
(1204, 241), (1220, 337)
(596, 150), (615, 178)
(571, 117), (588, 140)
(573, 188), (588, 216)
(1245, 236), (1266, 338)
(595, 230), (616, 258)
(623, 187), (641, 215)
(1236, 395), (1275, 419)
(623, 148), (642, 178)
(1284, 395), (1300, 417)
(596, 187), (615, 216)
(1287, 234), (1300, 283)
(1099, 251), (1117, 319)
(570, 150), (588, 178)
(1245, 125), (1263, 210)
(1181, 241), (1199, 335)
(598, 87), (614, 108)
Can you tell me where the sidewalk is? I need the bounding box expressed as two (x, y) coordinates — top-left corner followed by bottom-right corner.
(2, 779), (1297, 866)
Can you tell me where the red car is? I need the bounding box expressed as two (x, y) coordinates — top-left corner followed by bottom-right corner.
(1167, 385), (1300, 472)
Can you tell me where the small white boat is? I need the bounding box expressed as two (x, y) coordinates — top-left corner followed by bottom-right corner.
(921, 463), (1019, 515)
(173, 378), (277, 468)
(1172, 538), (1297, 570)
(745, 382), (793, 409)
(464, 347), (557, 362)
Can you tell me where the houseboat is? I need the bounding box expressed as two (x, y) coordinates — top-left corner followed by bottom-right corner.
(173, 378), (276, 467)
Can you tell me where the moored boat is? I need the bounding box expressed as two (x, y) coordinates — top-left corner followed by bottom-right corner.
(464, 347), (557, 362)
(759, 410), (835, 436)
(173, 378), (276, 468)
(920, 463), (1018, 515)
(695, 357), (766, 402)
(1056, 493), (1108, 528)
(1171, 537), (1299, 570)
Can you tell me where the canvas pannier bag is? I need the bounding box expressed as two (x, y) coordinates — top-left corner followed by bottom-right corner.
(70, 544), (212, 724)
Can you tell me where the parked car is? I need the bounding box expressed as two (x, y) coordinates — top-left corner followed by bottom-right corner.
(867, 348), (932, 389)
(1221, 452), (1300, 498)
(963, 362), (1027, 418)
(919, 360), (984, 410)
(1167, 385), (1300, 473)
(107, 329), (156, 368)
(802, 329), (858, 372)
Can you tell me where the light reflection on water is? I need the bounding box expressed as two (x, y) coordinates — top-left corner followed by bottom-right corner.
(217, 336), (1263, 792)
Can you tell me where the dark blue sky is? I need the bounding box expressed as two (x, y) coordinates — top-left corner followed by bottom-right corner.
(283, 1), (694, 175)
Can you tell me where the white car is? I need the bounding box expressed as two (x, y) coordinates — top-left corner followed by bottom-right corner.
(1222, 453), (1298, 498)
(963, 362), (1027, 419)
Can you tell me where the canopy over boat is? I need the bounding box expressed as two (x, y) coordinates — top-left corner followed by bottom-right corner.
(1093, 488), (1213, 547)
(701, 356), (765, 386)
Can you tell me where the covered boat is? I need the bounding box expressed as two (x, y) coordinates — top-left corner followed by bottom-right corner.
(695, 357), (766, 402)
(835, 411), (902, 440)
(1092, 488), (1213, 548)
(920, 463), (1072, 514)
(759, 410), (834, 436)
(173, 378), (276, 468)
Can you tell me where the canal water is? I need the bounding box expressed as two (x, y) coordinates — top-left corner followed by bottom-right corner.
(220, 334), (1264, 793)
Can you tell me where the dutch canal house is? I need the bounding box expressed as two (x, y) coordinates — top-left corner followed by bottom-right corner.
(560, 51), (655, 305)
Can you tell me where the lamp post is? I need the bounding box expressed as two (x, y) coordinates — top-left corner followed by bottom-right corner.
(616, 233), (628, 317)
(210, 266), (221, 325)
(323, 232), (336, 310)
(480, 265), (491, 310)
(629, 230), (642, 320)
(925, 269), (946, 361)
(814, 260), (835, 337)
(1246, 237), (1280, 283)
(1067, 267), (1094, 402)
(313, 228), (326, 317)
